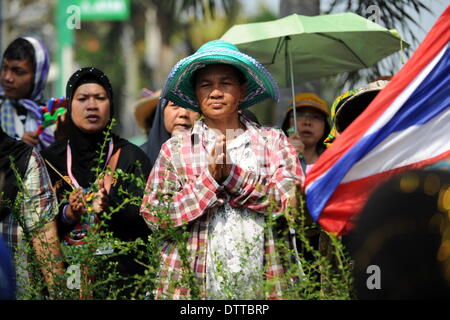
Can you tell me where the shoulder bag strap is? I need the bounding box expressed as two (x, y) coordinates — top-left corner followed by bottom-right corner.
(104, 148), (121, 194)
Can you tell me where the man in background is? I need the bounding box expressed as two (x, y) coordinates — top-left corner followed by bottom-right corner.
(0, 37), (54, 150)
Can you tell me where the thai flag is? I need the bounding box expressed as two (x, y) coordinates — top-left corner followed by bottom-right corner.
(304, 6), (450, 236)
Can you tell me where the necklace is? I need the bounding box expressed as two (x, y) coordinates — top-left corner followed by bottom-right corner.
(66, 139), (114, 189)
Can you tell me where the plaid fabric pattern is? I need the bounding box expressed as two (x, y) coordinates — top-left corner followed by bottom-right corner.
(0, 98), (55, 151)
(0, 101), (19, 139)
(0, 150), (58, 251)
(141, 116), (303, 299)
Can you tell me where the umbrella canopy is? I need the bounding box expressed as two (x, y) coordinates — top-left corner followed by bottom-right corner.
(221, 12), (409, 87)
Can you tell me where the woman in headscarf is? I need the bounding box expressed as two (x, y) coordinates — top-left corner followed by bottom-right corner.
(144, 97), (200, 169)
(41, 67), (151, 298)
(0, 37), (53, 150)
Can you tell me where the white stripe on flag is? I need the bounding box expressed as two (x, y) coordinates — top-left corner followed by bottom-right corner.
(305, 44), (448, 194)
(365, 44), (447, 136)
(342, 107), (450, 183)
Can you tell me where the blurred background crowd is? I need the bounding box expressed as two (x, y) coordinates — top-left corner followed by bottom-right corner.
(0, 0), (447, 145)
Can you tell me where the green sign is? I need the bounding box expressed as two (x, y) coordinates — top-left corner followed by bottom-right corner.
(55, 0), (130, 95)
(77, 0), (130, 20)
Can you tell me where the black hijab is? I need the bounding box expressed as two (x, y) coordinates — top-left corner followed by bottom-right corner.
(0, 128), (32, 221)
(142, 98), (171, 170)
(42, 67), (126, 188)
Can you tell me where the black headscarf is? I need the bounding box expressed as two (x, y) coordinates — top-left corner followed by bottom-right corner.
(142, 98), (171, 170)
(42, 67), (126, 188)
(65, 67), (114, 115)
(0, 128), (32, 221)
(41, 69), (152, 285)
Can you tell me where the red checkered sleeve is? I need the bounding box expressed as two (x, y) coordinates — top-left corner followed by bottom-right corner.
(140, 142), (220, 229)
(223, 130), (303, 214)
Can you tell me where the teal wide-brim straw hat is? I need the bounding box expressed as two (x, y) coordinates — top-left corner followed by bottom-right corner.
(161, 40), (280, 112)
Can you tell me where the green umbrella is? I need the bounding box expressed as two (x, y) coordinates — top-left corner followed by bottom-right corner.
(221, 12), (408, 131)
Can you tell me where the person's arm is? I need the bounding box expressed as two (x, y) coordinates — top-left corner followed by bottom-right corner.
(22, 128), (54, 150)
(287, 132), (305, 155)
(30, 219), (64, 294)
(22, 131), (39, 147)
(223, 130), (303, 214)
(140, 140), (221, 229)
(22, 151), (65, 294)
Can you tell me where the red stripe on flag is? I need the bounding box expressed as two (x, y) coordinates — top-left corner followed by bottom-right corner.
(318, 150), (450, 236)
(306, 6), (450, 187)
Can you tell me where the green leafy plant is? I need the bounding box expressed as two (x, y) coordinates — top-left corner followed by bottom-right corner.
(6, 120), (354, 300)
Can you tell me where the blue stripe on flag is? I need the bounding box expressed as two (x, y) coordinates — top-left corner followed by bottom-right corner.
(386, 45), (449, 131)
(307, 44), (450, 221)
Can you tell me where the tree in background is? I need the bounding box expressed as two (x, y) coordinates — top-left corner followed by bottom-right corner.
(1, 0), (434, 134)
(325, 0), (432, 95)
(276, 0), (432, 122)
(72, 0), (240, 139)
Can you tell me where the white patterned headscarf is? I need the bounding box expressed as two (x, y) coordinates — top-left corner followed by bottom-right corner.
(22, 37), (50, 101)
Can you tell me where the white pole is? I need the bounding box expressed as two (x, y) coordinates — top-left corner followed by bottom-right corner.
(288, 36), (305, 282)
(62, 45), (74, 94)
(287, 37), (298, 133)
(121, 22), (139, 139)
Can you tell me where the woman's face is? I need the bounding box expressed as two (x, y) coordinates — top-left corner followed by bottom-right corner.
(290, 107), (326, 148)
(163, 100), (200, 135)
(194, 64), (246, 122)
(71, 83), (110, 133)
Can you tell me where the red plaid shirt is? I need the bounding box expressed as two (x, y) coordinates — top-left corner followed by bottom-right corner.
(141, 115), (303, 299)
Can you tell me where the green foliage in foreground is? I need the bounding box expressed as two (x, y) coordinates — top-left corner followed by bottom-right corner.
(7, 122), (354, 300)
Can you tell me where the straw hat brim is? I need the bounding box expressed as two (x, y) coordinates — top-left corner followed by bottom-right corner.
(133, 95), (160, 130)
